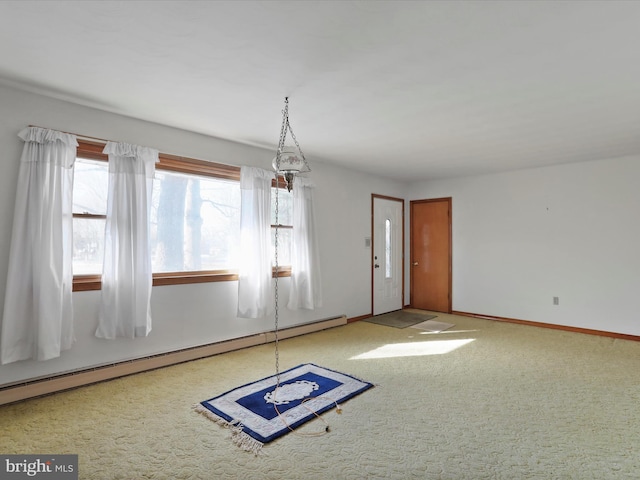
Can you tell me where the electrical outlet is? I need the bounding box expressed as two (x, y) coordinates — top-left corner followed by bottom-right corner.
(553, 296), (559, 305)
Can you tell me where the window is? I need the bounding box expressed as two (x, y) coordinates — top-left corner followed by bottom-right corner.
(72, 141), (290, 291)
(150, 169), (241, 273)
(72, 158), (108, 275)
(271, 182), (293, 267)
(385, 218), (392, 279)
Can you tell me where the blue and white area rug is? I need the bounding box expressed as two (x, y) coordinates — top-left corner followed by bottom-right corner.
(194, 363), (374, 454)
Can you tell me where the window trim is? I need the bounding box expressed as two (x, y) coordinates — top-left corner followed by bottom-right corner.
(73, 141), (290, 292)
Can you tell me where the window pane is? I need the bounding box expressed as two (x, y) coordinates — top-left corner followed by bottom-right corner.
(73, 159), (108, 215)
(271, 227), (292, 267)
(385, 218), (392, 279)
(150, 170), (241, 272)
(73, 158), (108, 275)
(73, 217), (105, 275)
(271, 187), (293, 225)
(271, 187), (292, 266)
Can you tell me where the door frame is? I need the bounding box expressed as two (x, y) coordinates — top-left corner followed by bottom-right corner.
(410, 197), (453, 313)
(371, 194), (405, 315)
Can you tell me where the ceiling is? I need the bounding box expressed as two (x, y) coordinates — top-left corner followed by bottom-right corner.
(1, 1), (640, 182)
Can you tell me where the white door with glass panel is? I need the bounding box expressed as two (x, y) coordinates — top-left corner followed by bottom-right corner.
(373, 196), (403, 315)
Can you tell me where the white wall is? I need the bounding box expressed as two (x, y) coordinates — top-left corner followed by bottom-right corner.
(0, 84), (406, 385)
(407, 157), (640, 335)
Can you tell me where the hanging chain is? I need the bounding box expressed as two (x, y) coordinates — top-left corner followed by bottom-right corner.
(277, 98), (289, 159)
(271, 97), (331, 437)
(273, 98), (289, 385)
(274, 171), (280, 384)
(287, 119), (307, 166)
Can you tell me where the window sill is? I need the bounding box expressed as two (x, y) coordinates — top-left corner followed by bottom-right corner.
(72, 268), (291, 292)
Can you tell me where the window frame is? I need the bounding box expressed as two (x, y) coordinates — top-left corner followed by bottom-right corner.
(73, 140), (290, 292)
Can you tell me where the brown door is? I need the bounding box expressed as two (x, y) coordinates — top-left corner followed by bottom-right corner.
(410, 198), (451, 312)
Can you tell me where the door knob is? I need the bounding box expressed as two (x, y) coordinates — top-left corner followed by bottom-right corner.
(374, 264), (380, 268)
(412, 262), (419, 266)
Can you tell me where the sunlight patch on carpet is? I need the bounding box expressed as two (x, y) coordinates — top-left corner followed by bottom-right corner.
(194, 363), (373, 454)
(350, 339), (475, 359)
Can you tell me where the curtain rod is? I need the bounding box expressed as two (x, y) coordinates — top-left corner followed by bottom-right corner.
(26, 125), (240, 171)
(29, 125), (119, 145)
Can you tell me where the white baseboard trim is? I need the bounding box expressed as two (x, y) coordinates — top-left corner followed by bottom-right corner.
(0, 315), (347, 406)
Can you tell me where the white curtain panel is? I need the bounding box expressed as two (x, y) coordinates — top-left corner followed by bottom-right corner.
(237, 166), (274, 318)
(288, 176), (323, 310)
(95, 142), (158, 339)
(1, 127), (77, 364)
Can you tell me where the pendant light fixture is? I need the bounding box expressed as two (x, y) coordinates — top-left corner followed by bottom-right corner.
(272, 97), (310, 191)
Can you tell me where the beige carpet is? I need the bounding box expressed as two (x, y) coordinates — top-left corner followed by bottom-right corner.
(2, 312), (640, 479)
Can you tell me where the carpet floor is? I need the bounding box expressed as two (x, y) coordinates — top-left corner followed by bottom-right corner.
(2, 312), (640, 479)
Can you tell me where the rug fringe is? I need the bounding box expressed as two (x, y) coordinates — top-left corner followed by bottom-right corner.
(193, 404), (264, 455)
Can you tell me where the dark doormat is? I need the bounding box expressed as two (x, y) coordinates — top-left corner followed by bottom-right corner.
(365, 310), (437, 329)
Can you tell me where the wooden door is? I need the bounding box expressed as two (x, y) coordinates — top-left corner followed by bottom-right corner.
(410, 198), (451, 312)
